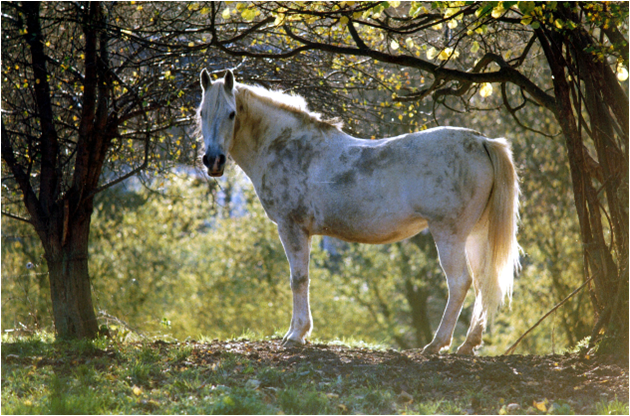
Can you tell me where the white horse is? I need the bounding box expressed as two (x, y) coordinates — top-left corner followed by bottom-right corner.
(198, 69), (520, 354)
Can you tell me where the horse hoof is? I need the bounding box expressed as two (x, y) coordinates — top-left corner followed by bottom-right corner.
(456, 345), (476, 355)
(421, 343), (444, 355)
(281, 338), (305, 348)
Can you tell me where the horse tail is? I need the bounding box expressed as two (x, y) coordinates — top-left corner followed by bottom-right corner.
(467, 137), (520, 323)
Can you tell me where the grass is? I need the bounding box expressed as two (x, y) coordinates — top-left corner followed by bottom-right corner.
(1, 333), (627, 415)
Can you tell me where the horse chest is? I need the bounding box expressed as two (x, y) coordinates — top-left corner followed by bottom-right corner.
(254, 166), (312, 226)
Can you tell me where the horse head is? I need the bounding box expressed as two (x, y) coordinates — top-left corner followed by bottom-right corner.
(198, 69), (237, 177)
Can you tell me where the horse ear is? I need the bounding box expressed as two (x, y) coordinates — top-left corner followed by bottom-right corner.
(200, 68), (212, 91)
(224, 69), (235, 94)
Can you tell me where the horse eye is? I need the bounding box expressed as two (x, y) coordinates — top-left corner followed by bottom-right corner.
(229, 111), (235, 120)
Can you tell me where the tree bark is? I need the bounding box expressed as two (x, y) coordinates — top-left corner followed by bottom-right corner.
(44, 202), (99, 339)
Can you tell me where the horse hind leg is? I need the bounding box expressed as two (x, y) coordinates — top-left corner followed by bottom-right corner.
(277, 222), (313, 347)
(457, 297), (485, 354)
(422, 234), (472, 354)
(457, 229), (488, 354)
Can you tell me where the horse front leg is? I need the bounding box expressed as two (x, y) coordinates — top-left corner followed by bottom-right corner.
(277, 222), (312, 347)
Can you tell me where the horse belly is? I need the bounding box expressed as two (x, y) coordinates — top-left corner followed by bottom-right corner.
(313, 203), (428, 244)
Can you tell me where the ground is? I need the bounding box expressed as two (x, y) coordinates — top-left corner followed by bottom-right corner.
(1, 337), (628, 414)
(183, 339), (628, 414)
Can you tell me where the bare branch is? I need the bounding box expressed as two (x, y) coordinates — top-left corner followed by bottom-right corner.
(1, 119), (44, 228)
(23, 2), (59, 215)
(1, 210), (33, 224)
(500, 83), (559, 139)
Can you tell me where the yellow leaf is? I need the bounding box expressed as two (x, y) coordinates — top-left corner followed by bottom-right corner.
(471, 41), (480, 54)
(222, 8), (231, 19)
(242, 8), (257, 21)
(391, 40), (399, 50)
(339, 16), (349, 25)
(444, 7), (459, 18)
(491, 5), (505, 18)
(132, 386), (142, 396)
(438, 47), (458, 60)
(617, 66), (628, 82)
(479, 83), (493, 98)
(533, 399), (548, 413)
(426, 46), (438, 60)
(188, 42), (195, 47)
(389, 1), (401, 8)
(448, 19), (458, 29)
(201, 7), (210, 15)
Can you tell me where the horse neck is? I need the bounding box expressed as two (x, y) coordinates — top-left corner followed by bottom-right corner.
(230, 85), (306, 175)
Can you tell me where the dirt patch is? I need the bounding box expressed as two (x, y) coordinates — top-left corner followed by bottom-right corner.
(179, 339), (628, 413)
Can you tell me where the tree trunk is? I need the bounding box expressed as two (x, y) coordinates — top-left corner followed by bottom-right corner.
(42, 200), (99, 339)
(538, 14), (629, 352)
(404, 278), (433, 347)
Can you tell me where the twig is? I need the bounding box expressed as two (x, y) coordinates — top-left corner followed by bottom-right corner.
(98, 310), (146, 339)
(504, 275), (594, 355)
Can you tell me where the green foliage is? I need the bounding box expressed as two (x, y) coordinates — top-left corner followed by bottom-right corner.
(595, 398), (629, 415)
(278, 388), (331, 414)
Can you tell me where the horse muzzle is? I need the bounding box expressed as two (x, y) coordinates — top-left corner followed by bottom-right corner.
(202, 153), (226, 177)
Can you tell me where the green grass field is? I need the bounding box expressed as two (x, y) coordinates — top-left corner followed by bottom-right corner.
(1, 333), (628, 415)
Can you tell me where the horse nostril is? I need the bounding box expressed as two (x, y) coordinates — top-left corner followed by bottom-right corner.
(218, 154), (226, 166)
(202, 154), (210, 167)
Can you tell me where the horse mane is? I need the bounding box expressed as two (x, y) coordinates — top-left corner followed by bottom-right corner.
(238, 84), (343, 131)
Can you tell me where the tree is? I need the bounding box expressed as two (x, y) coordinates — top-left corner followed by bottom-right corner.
(1, 2), (205, 338)
(199, 1), (628, 351)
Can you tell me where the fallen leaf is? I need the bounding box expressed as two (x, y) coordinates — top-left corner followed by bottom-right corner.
(533, 399), (548, 412)
(337, 403), (349, 414)
(397, 390), (413, 404)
